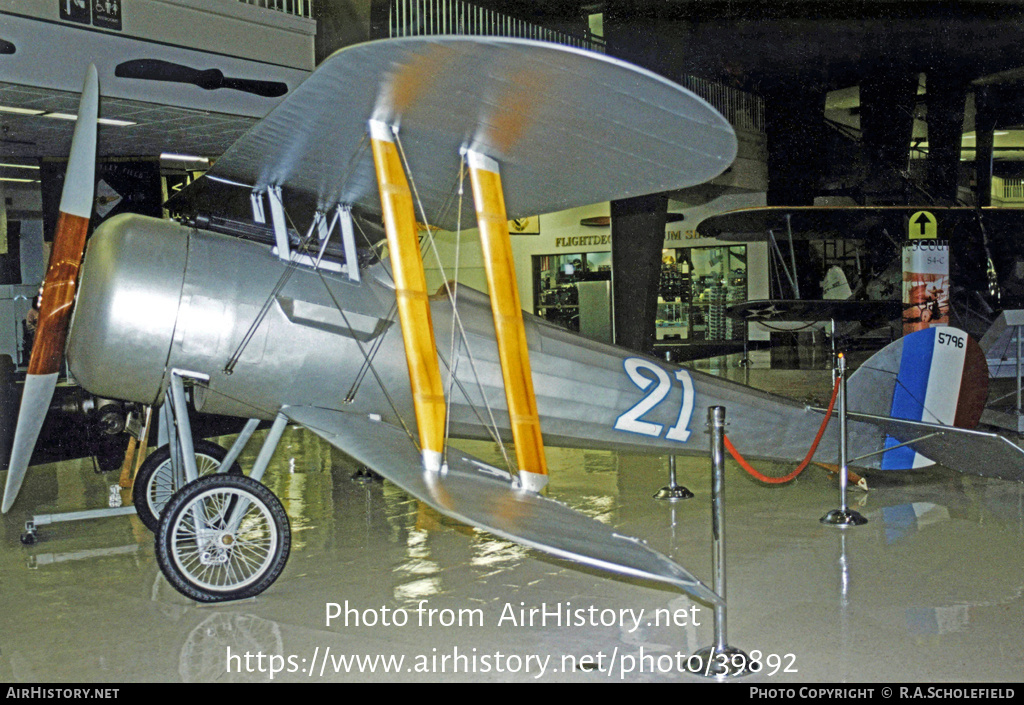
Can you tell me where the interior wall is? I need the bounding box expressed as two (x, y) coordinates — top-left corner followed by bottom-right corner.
(421, 191), (769, 333)
(0, 0), (317, 71)
(314, 0), (375, 61)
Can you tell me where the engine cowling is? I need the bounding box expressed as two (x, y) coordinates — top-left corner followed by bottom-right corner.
(67, 213), (187, 405)
(66, 213), (398, 421)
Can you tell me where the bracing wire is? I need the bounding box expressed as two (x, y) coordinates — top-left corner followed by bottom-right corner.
(853, 361), (953, 426)
(223, 213), (322, 375)
(339, 210), (498, 444)
(442, 160), (466, 466)
(225, 134), (375, 376)
(313, 265), (419, 447)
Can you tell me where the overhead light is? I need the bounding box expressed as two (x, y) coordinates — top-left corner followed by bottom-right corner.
(0, 163), (39, 170)
(963, 131), (1010, 140)
(98, 117), (136, 127)
(160, 153), (209, 163)
(0, 105), (45, 116)
(41, 112), (136, 126)
(1, 106), (137, 126)
(0, 177), (39, 183)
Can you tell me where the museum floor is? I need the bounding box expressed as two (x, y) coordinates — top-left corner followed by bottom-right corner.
(1, 351), (1022, 684)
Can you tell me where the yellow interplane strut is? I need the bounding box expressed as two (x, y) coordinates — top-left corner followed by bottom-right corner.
(369, 120), (446, 471)
(466, 150), (549, 492)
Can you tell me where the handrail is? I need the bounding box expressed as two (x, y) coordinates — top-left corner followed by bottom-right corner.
(384, 0), (765, 135)
(237, 0), (313, 19)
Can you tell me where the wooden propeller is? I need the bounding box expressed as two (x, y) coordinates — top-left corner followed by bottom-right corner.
(3, 65), (98, 513)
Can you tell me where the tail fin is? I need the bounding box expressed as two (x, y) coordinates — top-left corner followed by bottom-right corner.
(847, 327), (989, 470)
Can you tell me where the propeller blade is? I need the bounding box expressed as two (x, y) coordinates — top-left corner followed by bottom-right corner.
(2, 64), (97, 514)
(114, 58), (202, 83)
(115, 59), (288, 98)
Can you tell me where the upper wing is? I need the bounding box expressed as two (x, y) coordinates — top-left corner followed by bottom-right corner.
(695, 206), (910, 241)
(980, 309), (1024, 378)
(283, 405), (721, 606)
(697, 205), (1024, 242)
(168, 36), (736, 230)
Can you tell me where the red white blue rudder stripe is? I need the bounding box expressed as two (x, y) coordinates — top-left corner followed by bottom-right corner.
(879, 327), (988, 469)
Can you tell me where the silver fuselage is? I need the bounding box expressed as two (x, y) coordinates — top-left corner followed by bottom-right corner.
(66, 214), (887, 467)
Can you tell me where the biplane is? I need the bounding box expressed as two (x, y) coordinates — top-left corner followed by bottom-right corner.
(4, 37), (1023, 606)
(697, 205), (1012, 341)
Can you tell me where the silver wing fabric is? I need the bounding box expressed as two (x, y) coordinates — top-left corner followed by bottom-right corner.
(850, 413), (1024, 482)
(173, 36), (737, 231)
(284, 405), (722, 606)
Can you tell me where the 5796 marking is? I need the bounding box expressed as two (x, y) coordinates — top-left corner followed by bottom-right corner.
(937, 331), (965, 348)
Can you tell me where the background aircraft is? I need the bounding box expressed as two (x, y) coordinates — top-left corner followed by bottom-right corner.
(698, 205), (1015, 344)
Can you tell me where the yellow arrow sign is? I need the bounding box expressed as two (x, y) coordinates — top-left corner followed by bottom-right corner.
(909, 210), (938, 239)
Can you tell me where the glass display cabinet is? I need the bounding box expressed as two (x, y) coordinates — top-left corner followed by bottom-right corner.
(533, 252), (612, 333)
(657, 245), (747, 342)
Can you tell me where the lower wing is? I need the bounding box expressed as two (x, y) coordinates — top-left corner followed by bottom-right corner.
(283, 405), (721, 606)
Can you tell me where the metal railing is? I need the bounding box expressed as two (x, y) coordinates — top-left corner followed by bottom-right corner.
(1001, 177), (1024, 202)
(238, 0), (313, 19)
(679, 75), (764, 136)
(387, 0), (605, 53)
(385, 0), (763, 135)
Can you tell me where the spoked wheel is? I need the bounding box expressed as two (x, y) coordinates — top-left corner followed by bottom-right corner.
(132, 440), (243, 532)
(155, 474), (291, 603)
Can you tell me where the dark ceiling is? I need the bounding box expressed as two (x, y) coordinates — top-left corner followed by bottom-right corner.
(483, 1), (1024, 91)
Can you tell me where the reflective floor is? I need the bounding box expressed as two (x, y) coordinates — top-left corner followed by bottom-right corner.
(2, 352), (1023, 683)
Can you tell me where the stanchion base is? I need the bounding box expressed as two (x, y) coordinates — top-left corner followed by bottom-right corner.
(351, 466), (382, 485)
(654, 485), (694, 501)
(687, 645), (751, 679)
(819, 508), (868, 527)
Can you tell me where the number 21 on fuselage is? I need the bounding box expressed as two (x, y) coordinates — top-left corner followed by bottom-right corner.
(614, 358), (695, 442)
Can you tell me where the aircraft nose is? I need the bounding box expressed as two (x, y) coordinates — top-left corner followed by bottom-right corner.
(66, 213), (189, 405)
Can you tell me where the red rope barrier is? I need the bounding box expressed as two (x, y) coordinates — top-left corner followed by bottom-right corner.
(724, 375), (842, 484)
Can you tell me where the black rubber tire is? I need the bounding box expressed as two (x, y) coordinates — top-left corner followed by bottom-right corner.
(155, 474), (291, 603)
(132, 440), (243, 532)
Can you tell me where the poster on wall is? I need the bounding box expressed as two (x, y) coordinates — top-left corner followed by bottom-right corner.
(93, 1), (123, 31)
(58, 0), (90, 25)
(902, 210), (949, 335)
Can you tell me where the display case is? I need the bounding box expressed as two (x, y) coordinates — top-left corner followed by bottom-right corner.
(657, 245), (746, 342)
(533, 252), (611, 333)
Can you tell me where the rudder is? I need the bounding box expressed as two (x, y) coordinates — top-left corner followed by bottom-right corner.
(847, 327), (988, 469)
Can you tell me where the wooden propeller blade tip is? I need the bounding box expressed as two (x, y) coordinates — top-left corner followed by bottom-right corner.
(5, 65), (99, 513)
